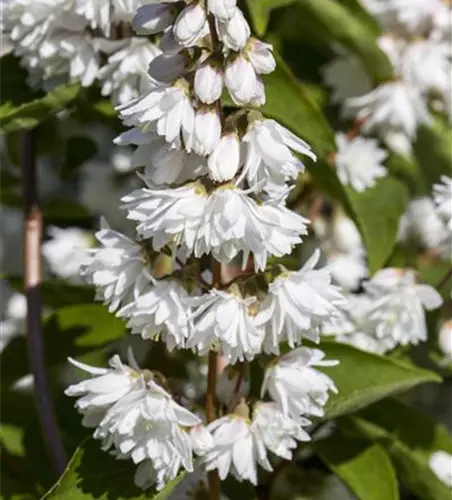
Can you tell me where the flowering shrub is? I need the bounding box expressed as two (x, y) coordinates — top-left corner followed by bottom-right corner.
(1, 1), (451, 499)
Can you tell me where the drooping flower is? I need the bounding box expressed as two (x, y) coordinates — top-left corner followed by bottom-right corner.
(186, 288), (264, 363)
(363, 268), (443, 348)
(257, 249), (346, 354)
(80, 219), (149, 312)
(216, 7), (250, 51)
(132, 3), (176, 35)
(261, 347), (338, 418)
(173, 2), (208, 47)
(194, 58), (224, 105)
(334, 133), (387, 192)
(194, 106), (222, 156)
(241, 118), (316, 189)
(208, 0), (237, 21)
(43, 226), (93, 281)
(207, 131), (241, 182)
(118, 278), (192, 351)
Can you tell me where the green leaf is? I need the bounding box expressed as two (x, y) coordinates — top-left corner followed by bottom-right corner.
(43, 438), (187, 500)
(0, 82), (80, 134)
(245, 0), (295, 36)
(42, 199), (93, 223)
(315, 433), (399, 500)
(0, 304), (126, 386)
(260, 56), (336, 157)
(343, 177), (409, 273)
(61, 136), (98, 179)
(351, 399), (452, 500)
(318, 341), (441, 420)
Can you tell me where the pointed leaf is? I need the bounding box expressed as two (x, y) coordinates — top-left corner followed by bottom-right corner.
(315, 433), (399, 500)
(318, 341), (441, 419)
(245, 0), (295, 36)
(351, 399), (452, 500)
(42, 438), (188, 500)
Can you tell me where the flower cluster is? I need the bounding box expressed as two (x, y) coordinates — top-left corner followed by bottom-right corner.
(3, 0), (162, 103)
(63, 0), (347, 491)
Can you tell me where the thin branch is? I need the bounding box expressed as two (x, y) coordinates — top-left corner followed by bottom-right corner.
(437, 267), (452, 291)
(21, 129), (67, 477)
(227, 362), (248, 413)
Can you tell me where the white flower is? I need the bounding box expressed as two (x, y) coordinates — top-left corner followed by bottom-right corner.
(429, 450), (452, 488)
(65, 354), (141, 427)
(115, 128), (206, 184)
(345, 81), (431, 141)
(173, 2), (207, 47)
(80, 220), (148, 312)
(329, 214), (364, 255)
(118, 81), (195, 146)
(66, 353), (201, 491)
(43, 226), (92, 280)
(364, 268), (443, 348)
(60, 35), (100, 87)
(190, 424), (214, 456)
(118, 278), (191, 351)
(438, 320), (452, 359)
(194, 59), (224, 104)
(194, 106), (222, 156)
(257, 250), (346, 354)
(204, 414), (271, 484)
(334, 133), (387, 192)
(224, 54), (261, 106)
(246, 38), (276, 75)
(122, 181), (207, 251)
(251, 402), (311, 460)
(322, 52), (372, 105)
(216, 8), (250, 51)
(207, 131), (241, 182)
(328, 253), (369, 292)
(398, 198), (448, 249)
(132, 3), (175, 35)
(208, 0), (236, 20)
(186, 289), (264, 363)
(261, 347), (338, 418)
(433, 176), (452, 229)
(241, 118), (316, 188)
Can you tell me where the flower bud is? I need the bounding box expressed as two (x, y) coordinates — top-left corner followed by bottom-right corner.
(439, 319), (452, 359)
(194, 106), (221, 156)
(190, 425), (214, 456)
(194, 59), (224, 104)
(225, 55), (258, 105)
(148, 52), (187, 83)
(208, 132), (241, 182)
(174, 2), (207, 47)
(208, 0), (236, 20)
(132, 4), (174, 35)
(160, 28), (183, 54)
(246, 38), (276, 74)
(216, 8), (250, 51)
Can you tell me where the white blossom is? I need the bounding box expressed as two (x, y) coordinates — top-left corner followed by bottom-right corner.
(334, 133), (387, 192)
(251, 402), (311, 460)
(433, 176), (452, 229)
(186, 288), (264, 363)
(438, 320), (452, 359)
(173, 2), (207, 47)
(242, 118), (316, 188)
(194, 106), (222, 156)
(118, 278), (191, 351)
(216, 8), (250, 51)
(224, 54), (261, 106)
(190, 425), (214, 456)
(74, 0), (111, 35)
(261, 347), (338, 418)
(257, 249), (346, 354)
(43, 226), (92, 280)
(148, 52), (187, 83)
(246, 38), (276, 75)
(363, 268), (443, 348)
(204, 414), (271, 484)
(328, 253), (369, 292)
(429, 450), (452, 488)
(132, 3), (175, 35)
(80, 220), (148, 312)
(345, 81), (431, 141)
(208, 0), (236, 21)
(98, 38), (161, 104)
(118, 81), (195, 146)
(207, 131), (241, 182)
(194, 59), (224, 104)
